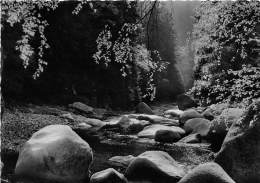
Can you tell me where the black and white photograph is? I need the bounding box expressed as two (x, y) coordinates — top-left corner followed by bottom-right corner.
(1, 0), (260, 183)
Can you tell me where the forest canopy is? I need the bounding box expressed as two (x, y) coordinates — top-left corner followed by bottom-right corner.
(1, 0), (183, 108)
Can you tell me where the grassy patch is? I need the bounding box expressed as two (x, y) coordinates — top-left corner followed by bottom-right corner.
(1, 109), (79, 152)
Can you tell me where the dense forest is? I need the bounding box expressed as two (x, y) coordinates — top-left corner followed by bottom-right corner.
(1, 1), (259, 109)
(1, 1), (187, 109)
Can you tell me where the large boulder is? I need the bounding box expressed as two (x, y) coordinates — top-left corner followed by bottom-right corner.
(179, 109), (203, 125)
(125, 151), (186, 183)
(178, 162), (235, 183)
(90, 168), (127, 183)
(15, 125), (93, 183)
(138, 124), (185, 139)
(215, 99), (260, 183)
(184, 118), (211, 137)
(136, 102), (154, 114)
(177, 94), (198, 110)
(154, 129), (182, 143)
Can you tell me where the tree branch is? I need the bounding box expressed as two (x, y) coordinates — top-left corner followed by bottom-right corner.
(146, 1), (157, 49)
(136, 0), (157, 24)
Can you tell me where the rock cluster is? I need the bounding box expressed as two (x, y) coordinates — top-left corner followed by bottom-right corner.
(11, 99), (259, 183)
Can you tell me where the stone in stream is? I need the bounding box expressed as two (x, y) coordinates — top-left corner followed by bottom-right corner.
(90, 168), (127, 183)
(202, 109), (215, 121)
(128, 114), (179, 126)
(118, 115), (150, 129)
(154, 129), (182, 143)
(184, 118), (211, 137)
(178, 162), (235, 183)
(60, 113), (74, 120)
(92, 108), (107, 119)
(164, 109), (184, 118)
(177, 94), (198, 110)
(102, 115), (150, 134)
(73, 114), (105, 127)
(125, 151), (186, 183)
(126, 120), (150, 134)
(178, 133), (201, 143)
(215, 99), (260, 183)
(179, 109), (204, 125)
(69, 101), (94, 114)
(135, 102), (154, 114)
(61, 112), (105, 128)
(108, 155), (136, 168)
(118, 115), (136, 129)
(137, 124), (185, 139)
(15, 125), (93, 183)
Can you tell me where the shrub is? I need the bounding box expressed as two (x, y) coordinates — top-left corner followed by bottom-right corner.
(189, 65), (260, 105)
(189, 1), (260, 105)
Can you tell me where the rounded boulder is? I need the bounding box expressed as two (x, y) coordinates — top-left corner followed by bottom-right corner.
(155, 129), (182, 143)
(184, 118), (211, 137)
(15, 125), (93, 183)
(125, 151), (185, 183)
(179, 109), (204, 125)
(178, 162), (235, 183)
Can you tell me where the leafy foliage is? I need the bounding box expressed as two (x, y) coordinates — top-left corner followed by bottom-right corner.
(93, 23), (168, 101)
(190, 65), (260, 105)
(1, 0), (60, 78)
(1, 1), (171, 107)
(193, 1), (260, 70)
(190, 1), (260, 105)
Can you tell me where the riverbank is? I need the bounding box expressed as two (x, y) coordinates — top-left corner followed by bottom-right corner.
(1, 98), (253, 183)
